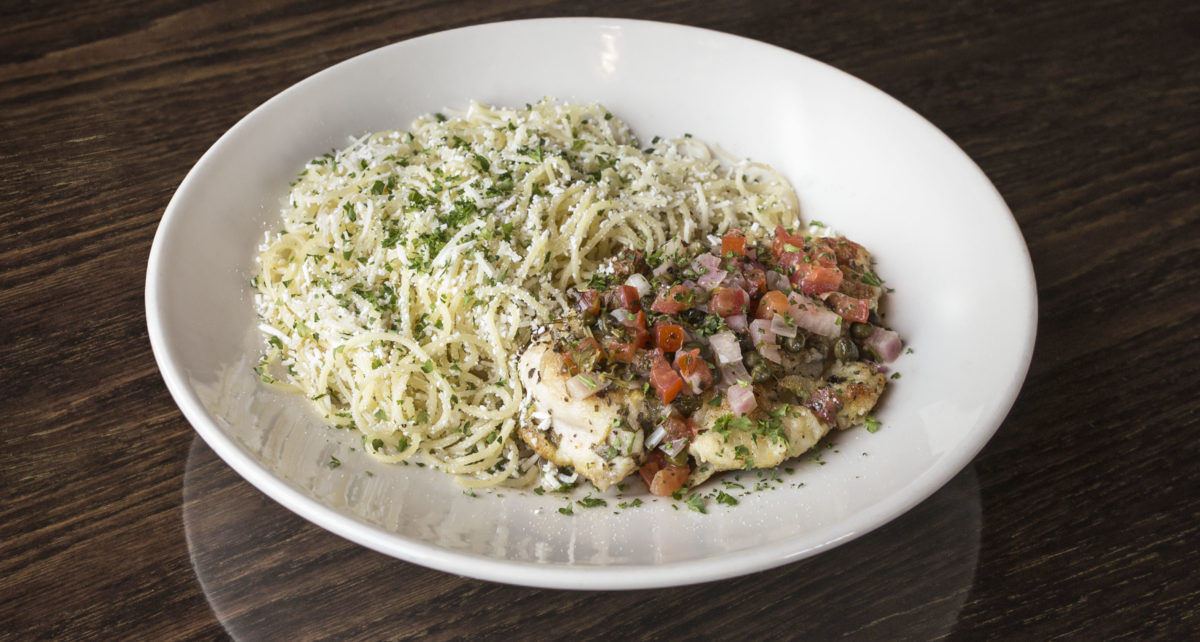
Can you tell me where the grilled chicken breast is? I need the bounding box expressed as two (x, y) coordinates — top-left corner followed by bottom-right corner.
(517, 340), (652, 491)
(686, 388), (832, 488)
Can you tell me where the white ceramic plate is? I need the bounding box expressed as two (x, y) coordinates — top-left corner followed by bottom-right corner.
(147, 18), (1035, 589)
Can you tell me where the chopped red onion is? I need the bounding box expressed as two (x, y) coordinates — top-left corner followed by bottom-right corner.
(697, 268), (728, 290)
(766, 270), (790, 292)
(769, 313), (797, 338)
(866, 327), (903, 362)
(726, 314), (748, 332)
(693, 252), (721, 275)
(759, 342), (783, 364)
(708, 331), (743, 365)
(566, 373), (609, 399)
(625, 272), (652, 298)
(748, 318), (776, 345)
(661, 437), (690, 458)
(645, 425), (667, 449)
(787, 292), (842, 337)
(719, 361), (752, 388)
(610, 308), (632, 324)
(652, 263), (672, 278)
(727, 383), (757, 414)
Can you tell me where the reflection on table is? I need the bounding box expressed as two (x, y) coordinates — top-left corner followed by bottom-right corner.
(183, 436), (982, 639)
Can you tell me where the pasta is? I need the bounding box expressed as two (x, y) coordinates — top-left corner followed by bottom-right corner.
(252, 99), (800, 488)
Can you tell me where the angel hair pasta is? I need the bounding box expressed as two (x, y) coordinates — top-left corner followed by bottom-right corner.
(252, 99), (799, 488)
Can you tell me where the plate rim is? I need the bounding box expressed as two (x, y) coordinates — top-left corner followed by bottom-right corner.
(146, 16), (1037, 590)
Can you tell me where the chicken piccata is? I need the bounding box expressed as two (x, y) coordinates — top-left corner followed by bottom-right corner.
(518, 226), (902, 496)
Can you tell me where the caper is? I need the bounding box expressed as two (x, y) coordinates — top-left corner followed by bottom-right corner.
(683, 308), (708, 326)
(851, 322), (874, 341)
(751, 362), (773, 383)
(665, 448), (690, 467)
(673, 394), (701, 416)
(582, 311), (598, 326)
(782, 334), (806, 353)
(778, 387), (802, 406)
(834, 337), (859, 362)
(743, 350), (764, 370)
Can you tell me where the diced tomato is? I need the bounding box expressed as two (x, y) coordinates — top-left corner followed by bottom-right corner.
(604, 317), (649, 363)
(639, 451), (664, 488)
(649, 464), (689, 496)
(628, 309), (648, 331)
(721, 230), (747, 257)
(649, 354), (684, 404)
(775, 247), (805, 276)
(608, 249), (646, 280)
(653, 323), (685, 352)
(610, 285), (641, 311)
(664, 413), (698, 440)
(605, 339), (639, 363)
(674, 348), (703, 376)
(641, 448), (689, 496)
(825, 292), (870, 323)
(742, 267), (766, 296)
(650, 284), (694, 314)
(708, 287), (748, 317)
(562, 336), (604, 375)
(790, 261), (843, 295)
(772, 225), (807, 260)
(806, 387), (842, 424)
(576, 289), (604, 316)
(815, 236), (867, 266)
(674, 349), (713, 393)
(756, 290), (790, 319)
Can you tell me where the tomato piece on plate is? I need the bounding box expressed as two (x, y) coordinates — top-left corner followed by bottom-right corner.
(649, 354), (684, 404)
(708, 287), (748, 317)
(639, 450), (665, 487)
(664, 413), (697, 441)
(791, 261), (843, 295)
(825, 292), (870, 323)
(653, 323), (685, 352)
(755, 290), (790, 319)
(806, 387), (842, 424)
(721, 230), (747, 257)
(576, 289), (605, 315)
(604, 316), (649, 363)
(610, 284), (642, 311)
(674, 348), (703, 376)
(649, 465), (689, 496)
(741, 266), (766, 296)
(562, 336), (604, 375)
(772, 225), (807, 260)
(650, 284), (694, 314)
(674, 349), (713, 394)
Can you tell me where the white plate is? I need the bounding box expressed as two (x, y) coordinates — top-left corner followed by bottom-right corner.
(147, 18), (1035, 589)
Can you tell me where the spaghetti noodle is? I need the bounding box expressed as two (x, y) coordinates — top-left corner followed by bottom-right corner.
(253, 99), (800, 487)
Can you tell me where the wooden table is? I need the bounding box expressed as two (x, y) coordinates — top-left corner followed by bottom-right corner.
(3, 1), (1197, 638)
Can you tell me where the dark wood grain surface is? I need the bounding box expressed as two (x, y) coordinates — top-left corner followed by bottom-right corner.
(2, 1), (1197, 639)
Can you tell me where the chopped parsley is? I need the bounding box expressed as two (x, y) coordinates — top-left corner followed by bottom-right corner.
(577, 495), (608, 509)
